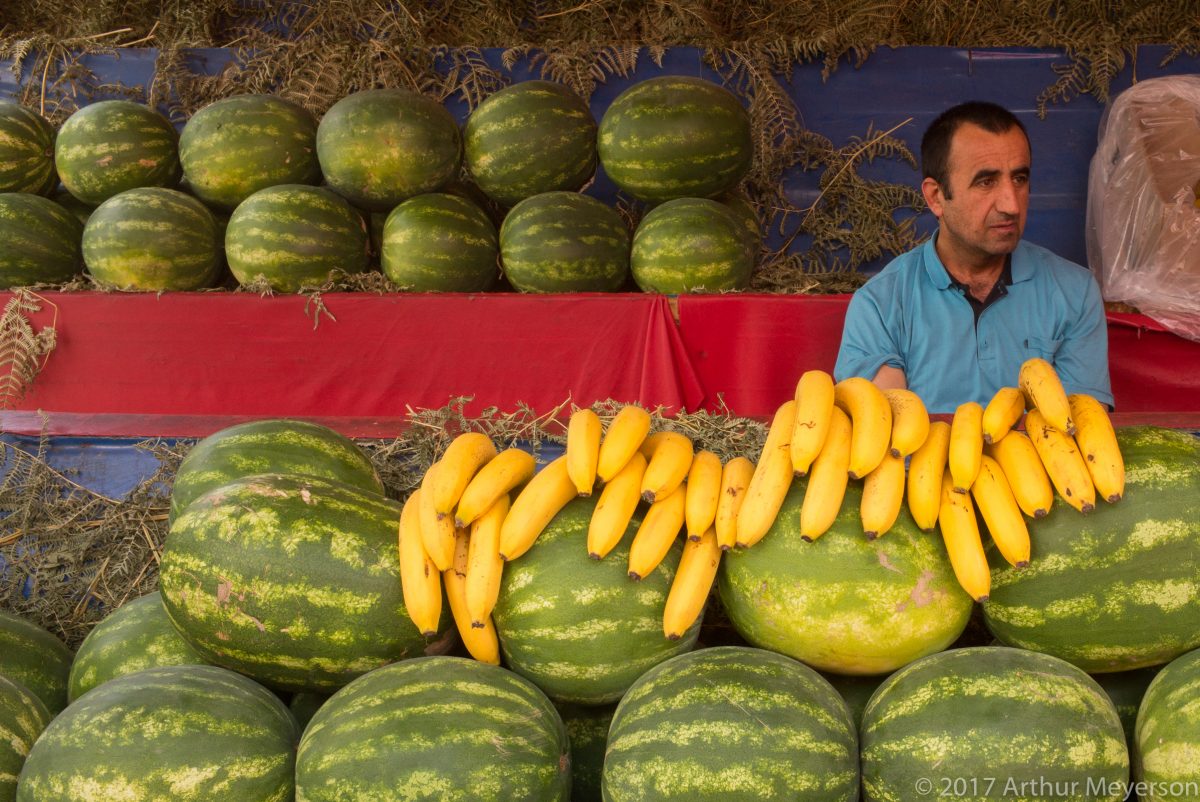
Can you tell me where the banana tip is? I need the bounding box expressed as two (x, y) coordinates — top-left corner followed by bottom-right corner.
(470, 621), (485, 629)
(1015, 560), (1030, 569)
(848, 471), (862, 481)
(864, 531), (878, 541)
(640, 491), (656, 504)
(718, 544), (732, 552)
(889, 447), (901, 458)
(1081, 503), (1095, 514)
(975, 594), (990, 603)
(577, 491), (591, 498)
(587, 552), (602, 561)
(952, 486), (967, 494)
(664, 632), (681, 641)
(1033, 509), (1048, 518)
(1106, 494), (1122, 503)
(420, 629), (437, 638)
(686, 534), (701, 542)
(453, 517), (465, 528)
(628, 571), (642, 582)
(800, 535), (814, 543)
(982, 435), (993, 445)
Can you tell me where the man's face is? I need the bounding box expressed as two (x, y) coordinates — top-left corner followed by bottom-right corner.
(922, 123), (1031, 268)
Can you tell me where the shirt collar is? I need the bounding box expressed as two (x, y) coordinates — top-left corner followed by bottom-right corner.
(922, 229), (1033, 288)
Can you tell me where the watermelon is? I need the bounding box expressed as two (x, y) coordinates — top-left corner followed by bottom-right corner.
(465, 80), (598, 207)
(0, 192), (83, 288)
(225, 184), (369, 291)
(179, 94), (321, 210)
(316, 88), (461, 212)
(1134, 648), (1200, 801)
(381, 192), (498, 291)
(160, 473), (448, 693)
(17, 664), (298, 802)
(82, 186), (222, 290)
(169, 418), (384, 523)
(499, 191), (630, 293)
(597, 76), (752, 202)
(295, 656), (570, 801)
(602, 645), (860, 801)
(718, 482), (973, 675)
(1092, 666), (1161, 748)
(631, 197), (755, 293)
(67, 591), (207, 702)
(0, 674), (51, 802)
(51, 189), (93, 225)
(556, 702), (615, 802)
(983, 426), (1200, 672)
(54, 100), (180, 205)
(0, 101), (57, 195)
(0, 610), (72, 715)
(287, 692), (327, 733)
(823, 670), (888, 731)
(492, 496), (698, 705)
(861, 646), (1129, 802)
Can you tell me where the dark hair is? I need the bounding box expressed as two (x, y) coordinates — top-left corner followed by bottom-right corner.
(921, 101), (1029, 198)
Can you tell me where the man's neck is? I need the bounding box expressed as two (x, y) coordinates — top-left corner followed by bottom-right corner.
(935, 235), (1007, 302)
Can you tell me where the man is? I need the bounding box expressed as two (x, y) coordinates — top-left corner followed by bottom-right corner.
(834, 101), (1113, 413)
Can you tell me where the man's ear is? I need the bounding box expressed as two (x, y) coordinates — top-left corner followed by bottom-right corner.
(922, 177), (945, 218)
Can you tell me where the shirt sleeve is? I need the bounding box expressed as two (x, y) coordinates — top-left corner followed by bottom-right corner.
(834, 284), (906, 382)
(1052, 274), (1114, 408)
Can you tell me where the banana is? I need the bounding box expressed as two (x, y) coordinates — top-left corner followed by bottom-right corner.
(799, 405), (852, 542)
(662, 526), (721, 640)
(861, 452), (906, 540)
(833, 377), (892, 479)
(454, 447), (536, 528)
(498, 456), (578, 562)
(466, 494), (508, 627)
(639, 431), (694, 504)
(419, 462), (457, 571)
(986, 430), (1054, 518)
(566, 408), (602, 497)
(735, 400), (796, 548)
(432, 432), (497, 517)
(907, 420), (951, 531)
(587, 452), (647, 560)
(938, 473), (991, 602)
(398, 491), (442, 637)
(882, 388), (930, 458)
(628, 482), (686, 580)
(791, 370), (835, 476)
(948, 401), (984, 494)
(1025, 408), (1096, 513)
(444, 527), (500, 665)
(684, 450), (722, 541)
(1069, 393), (1125, 503)
(971, 455), (1031, 568)
(1019, 357), (1076, 435)
(981, 386), (1026, 444)
(714, 456), (754, 551)
(596, 405), (652, 483)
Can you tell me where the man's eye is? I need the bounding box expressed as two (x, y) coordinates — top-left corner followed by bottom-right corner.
(1013, 175), (1030, 186)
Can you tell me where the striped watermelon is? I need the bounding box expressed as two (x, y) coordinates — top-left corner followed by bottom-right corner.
(0, 192), (83, 288)
(67, 591), (206, 702)
(82, 187), (222, 290)
(983, 427), (1200, 672)
(597, 76), (752, 202)
(631, 197), (755, 293)
(51, 189), (93, 225)
(316, 88), (461, 212)
(0, 675), (50, 802)
(861, 646), (1128, 802)
(54, 100), (180, 205)
(160, 473), (448, 693)
(492, 496), (698, 705)
(179, 94), (321, 210)
(0, 610), (72, 715)
(381, 192), (498, 291)
(169, 418), (384, 523)
(17, 664), (298, 802)
(225, 184), (369, 291)
(0, 101), (57, 195)
(824, 671), (888, 730)
(602, 646), (860, 801)
(499, 192), (630, 293)
(556, 702), (615, 802)
(1134, 648), (1200, 801)
(718, 482), (973, 675)
(295, 656), (570, 801)
(288, 692), (327, 732)
(465, 81), (598, 207)
(1093, 666), (1161, 747)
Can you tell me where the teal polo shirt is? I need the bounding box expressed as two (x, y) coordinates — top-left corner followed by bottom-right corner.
(834, 234), (1113, 414)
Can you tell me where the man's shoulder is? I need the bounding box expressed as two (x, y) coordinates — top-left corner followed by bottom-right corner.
(856, 244), (926, 296)
(1015, 240), (1096, 287)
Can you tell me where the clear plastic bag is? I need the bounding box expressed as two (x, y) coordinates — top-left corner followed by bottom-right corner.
(1086, 75), (1200, 341)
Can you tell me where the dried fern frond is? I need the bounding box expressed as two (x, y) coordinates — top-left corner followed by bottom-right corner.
(0, 290), (58, 411)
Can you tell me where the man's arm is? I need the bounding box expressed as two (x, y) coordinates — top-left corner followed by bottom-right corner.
(872, 364), (908, 390)
(835, 286), (907, 388)
(1053, 276), (1114, 408)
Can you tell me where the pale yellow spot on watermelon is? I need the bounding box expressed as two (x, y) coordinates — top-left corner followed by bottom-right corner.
(571, 585), (623, 605)
(1142, 741), (1200, 780)
(1129, 518), (1191, 550)
(522, 617), (619, 640)
(508, 595), (555, 615)
(505, 569), (535, 592)
(64, 776), (145, 801)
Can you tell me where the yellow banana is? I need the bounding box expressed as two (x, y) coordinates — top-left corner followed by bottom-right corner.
(986, 430), (1054, 519)
(566, 408), (602, 497)
(971, 455), (1031, 568)
(861, 452), (906, 540)
(419, 462), (457, 571)
(684, 450), (722, 541)
(398, 491), (442, 637)
(454, 447), (536, 528)
(907, 420), (951, 531)
(639, 431), (694, 504)
(1025, 408), (1096, 513)
(833, 377), (892, 480)
(1069, 394), (1125, 504)
(588, 451), (647, 559)
(628, 483), (686, 580)
(1019, 357), (1075, 435)
(949, 401), (984, 494)
(714, 456), (754, 551)
(444, 527), (500, 665)
(938, 473), (991, 602)
(432, 432), (497, 517)
(735, 400), (796, 548)
(882, 388), (930, 458)
(981, 386), (1026, 445)
(662, 526), (721, 640)
(799, 405), (852, 542)
(498, 456), (577, 562)
(466, 494), (508, 627)
(596, 405), (652, 483)
(791, 370), (835, 476)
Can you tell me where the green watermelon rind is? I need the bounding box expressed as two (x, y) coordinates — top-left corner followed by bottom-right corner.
(0, 192), (83, 288)
(631, 197), (756, 293)
(0, 673), (51, 802)
(0, 101), (57, 195)
(381, 192), (498, 292)
(0, 609), (73, 715)
(1133, 647), (1200, 800)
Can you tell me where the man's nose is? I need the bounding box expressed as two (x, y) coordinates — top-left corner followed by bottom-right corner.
(995, 179), (1022, 215)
